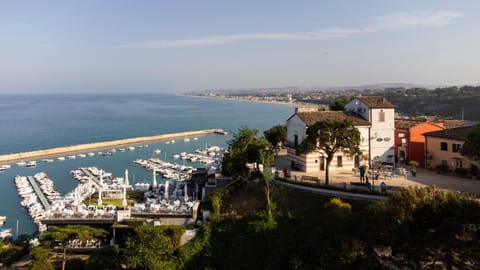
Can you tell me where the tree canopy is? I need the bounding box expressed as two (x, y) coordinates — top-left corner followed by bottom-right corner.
(297, 119), (360, 185)
(329, 96), (353, 111)
(124, 225), (184, 270)
(263, 125), (287, 148)
(222, 126), (274, 179)
(461, 125), (480, 161)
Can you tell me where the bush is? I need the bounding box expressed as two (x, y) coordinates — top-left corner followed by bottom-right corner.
(454, 168), (469, 177)
(470, 164), (479, 176)
(436, 164), (449, 173)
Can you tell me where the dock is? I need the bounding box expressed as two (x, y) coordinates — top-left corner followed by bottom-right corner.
(79, 168), (101, 187)
(0, 128), (228, 164)
(26, 176), (51, 211)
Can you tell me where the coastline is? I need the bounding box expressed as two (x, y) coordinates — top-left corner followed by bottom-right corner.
(0, 128), (226, 164)
(177, 93), (319, 108)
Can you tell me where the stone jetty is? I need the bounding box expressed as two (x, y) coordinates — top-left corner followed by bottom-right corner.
(0, 128), (227, 163)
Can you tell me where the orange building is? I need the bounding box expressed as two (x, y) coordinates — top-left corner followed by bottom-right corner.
(424, 125), (479, 171)
(395, 118), (444, 167)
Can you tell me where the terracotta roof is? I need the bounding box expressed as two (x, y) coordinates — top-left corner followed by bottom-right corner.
(441, 120), (465, 129)
(395, 118), (426, 130)
(356, 96), (396, 108)
(423, 125), (478, 140)
(296, 111), (371, 127)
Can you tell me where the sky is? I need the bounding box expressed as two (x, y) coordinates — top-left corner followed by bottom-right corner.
(1, 0), (479, 93)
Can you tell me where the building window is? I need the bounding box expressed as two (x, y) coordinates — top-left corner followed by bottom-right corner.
(294, 134), (298, 147)
(440, 142), (448, 151)
(441, 159), (448, 166)
(456, 159), (463, 168)
(452, 143), (462, 153)
(379, 110), (385, 122)
(337, 156), (343, 167)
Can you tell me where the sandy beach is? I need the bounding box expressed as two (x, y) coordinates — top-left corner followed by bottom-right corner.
(0, 128), (226, 164)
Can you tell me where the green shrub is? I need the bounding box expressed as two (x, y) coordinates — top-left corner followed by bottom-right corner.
(454, 167), (469, 177)
(436, 164), (449, 173)
(470, 164), (479, 176)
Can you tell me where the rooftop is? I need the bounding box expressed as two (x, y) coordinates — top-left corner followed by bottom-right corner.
(295, 111), (371, 127)
(423, 125), (478, 140)
(356, 96), (396, 109)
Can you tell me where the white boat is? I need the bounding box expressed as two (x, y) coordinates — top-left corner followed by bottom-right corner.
(0, 165), (10, 171)
(110, 149), (116, 153)
(57, 156), (65, 161)
(26, 161), (37, 167)
(173, 154), (180, 159)
(184, 138), (190, 142)
(16, 161), (27, 167)
(171, 140), (175, 144)
(87, 152), (95, 157)
(77, 154), (87, 158)
(0, 228), (12, 240)
(0, 216), (6, 226)
(154, 149), (162, 154)
(67, 155), (76, 160)
(193, 137), (198, 141)
(128, 147), (135, 151)
(42, 159), (54, 163)
(118, 148), (126, 152)
(165, 141), (171, 144)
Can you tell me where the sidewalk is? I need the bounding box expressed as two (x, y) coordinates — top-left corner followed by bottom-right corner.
(275, 150), (480, 196)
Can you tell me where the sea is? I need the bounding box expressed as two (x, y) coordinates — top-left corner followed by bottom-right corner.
(0, 93), (294, 235)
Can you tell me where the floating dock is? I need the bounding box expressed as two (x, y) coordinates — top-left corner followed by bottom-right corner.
(0, 128), (228, 163)
(26, 176), (51, 211)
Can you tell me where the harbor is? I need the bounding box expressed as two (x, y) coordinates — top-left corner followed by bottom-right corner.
(0, 128), (228, 164)
(11, 142), (226, 235)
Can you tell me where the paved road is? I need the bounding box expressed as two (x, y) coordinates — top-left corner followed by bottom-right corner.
(275, 150), (480, 197)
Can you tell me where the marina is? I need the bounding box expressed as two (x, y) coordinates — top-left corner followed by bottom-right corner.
(0, 93), (293, 236)
(0, 128), (228, 164)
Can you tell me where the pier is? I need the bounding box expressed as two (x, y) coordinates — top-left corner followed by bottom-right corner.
(0, 128), (228, 164)
(79, 168), (101, 187)
(26, 176), (51, 211)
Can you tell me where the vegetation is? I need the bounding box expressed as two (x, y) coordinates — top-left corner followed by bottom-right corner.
(28, 247), (54, 270)
(296, 119), (361, 185)
(0, 237), (29, 267)
(462, 125), (480, 161)
(263, 124), (287, 149)
(329, 96), (353, 111)
(222, 126), (274, 179)
(124, 225), (185, 270)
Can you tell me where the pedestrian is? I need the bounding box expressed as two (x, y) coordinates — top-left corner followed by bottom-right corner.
(359, 166), (365, 183)
(283, 168), (288, 180)
(380, 181), (387, 195)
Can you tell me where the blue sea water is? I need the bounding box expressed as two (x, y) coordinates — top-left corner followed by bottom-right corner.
(0, 94), (294, 235)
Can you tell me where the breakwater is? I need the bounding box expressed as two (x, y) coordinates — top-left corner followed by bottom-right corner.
(0, 129), (227, 164)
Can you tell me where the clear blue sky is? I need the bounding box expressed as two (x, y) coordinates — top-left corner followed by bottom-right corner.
(1, 1), (479, 93)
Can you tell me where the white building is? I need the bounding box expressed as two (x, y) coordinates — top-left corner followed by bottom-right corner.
(286, 96), (395, 172)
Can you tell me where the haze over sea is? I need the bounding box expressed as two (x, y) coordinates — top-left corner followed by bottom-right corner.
(0, 93), (293, 235)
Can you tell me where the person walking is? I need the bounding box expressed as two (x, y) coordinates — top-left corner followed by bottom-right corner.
(380, 181), (387, 195)
(359, 166), (366, 183)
